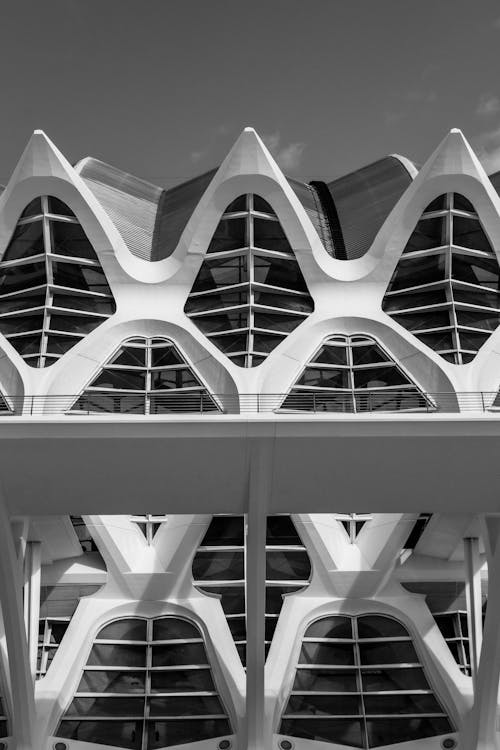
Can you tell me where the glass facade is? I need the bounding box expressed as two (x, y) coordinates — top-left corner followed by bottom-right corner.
(279, 614), (453, 748)
(281, 334), (429, 412)
(71, 337), (220, 414)
(0, 195), (116, 367)
(193, 515), (311, 666)
(184, 194), (314, 367)
(382, 193), (500, 364)
(56, 616), (232, 749)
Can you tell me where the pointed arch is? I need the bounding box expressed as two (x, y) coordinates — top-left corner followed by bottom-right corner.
(0, 195), (116, 367)
(281, 334), (430, 412)
(382, 192), (500, 364)
(279, 614), (454, 747)
(70, 336), (221, 414)
(184, 194), (314, 367)
(55, 615), (232, 748)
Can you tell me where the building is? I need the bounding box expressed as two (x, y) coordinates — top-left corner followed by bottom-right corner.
(0, 126), (498, 750)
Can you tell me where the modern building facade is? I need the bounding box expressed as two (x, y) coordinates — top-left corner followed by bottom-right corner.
(0, 127), (499, 750)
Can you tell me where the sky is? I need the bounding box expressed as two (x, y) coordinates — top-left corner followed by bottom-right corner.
(2, 0), (500, 188)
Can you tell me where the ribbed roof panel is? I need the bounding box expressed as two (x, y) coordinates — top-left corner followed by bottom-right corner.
(288, 178), (336, 256)
(75, 158), (162, 261)
(325, 155), (414, 260)
(152, 169), (217, 261)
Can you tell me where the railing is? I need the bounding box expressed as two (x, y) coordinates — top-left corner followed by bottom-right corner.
(0, 391), (499, 415)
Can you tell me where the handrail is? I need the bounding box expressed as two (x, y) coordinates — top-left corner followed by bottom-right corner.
(0, 391), (498, 415)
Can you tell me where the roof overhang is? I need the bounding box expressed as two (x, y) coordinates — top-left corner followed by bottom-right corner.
(2, 414), (500, 516)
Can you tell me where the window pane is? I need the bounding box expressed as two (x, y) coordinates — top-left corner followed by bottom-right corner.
(298, 368), (349, 389)
(266, 516), (302, 545)
(253, 256), (308, 291)
(266, 551), (311, 581)
(225, 195), (247, 213)
(149, 695), (224, 716)
(3, 220), (45, 261)
(453, 216), (492, 253)
(20, 197), (43, 218)
(151, 346), (183, 367)
(305, 617), (353, 640)
(280, 718), (364, 747)
(150, 669), (215, 693)
(299, 643), (355, 665)
(151, 368), (200, 390)
(254, 290), (313, 313)
(153, 619), (201, 641)
(57, 720), (142, 750)
(200, 516), (244, 546)
(424, 195), (447, 212)
(193, 257), (247, 291)
(192, 551), (244, 581)
(151, 643), (207, 667)
(253, 196), (275, 214)
(453, 193), (475, 212)
(388, 255), (446, 291)
(357, 616), (408, 639)
(147, 719), (231, 748)
(366, 717), (453, 747)
(67, 696), (145, 716)
(98, 620), (147, 641)
(91, 369), (146, 390)
(312, 345), (348, 366)
(207, 218), (246, 253)
(109, 346), (147, 367)
(359, 641), (418, 665)
(86, 644), (146, 667)
(292, 669), (358, 692)
(0, 262), (46, 294)
(50, 221), (97, 260)
(452, 254), (500, 288)
(285, 694), (361, 716)
(253, 218), (291, 253)
(403, 217), (446, 253)
(364, 693), (443, 714)
(353, 366), (409, 389)
(195, 311), (249, 334)
(77, 670), (145, 693)
(361, 667), (429, 691)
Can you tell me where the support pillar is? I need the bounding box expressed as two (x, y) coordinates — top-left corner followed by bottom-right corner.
(0, 489), (36, 749)
(23, 541), (41, 681)
(245, 437), (274, 750)
(463, 517), (500, 750)
(464, 536), (483, 689)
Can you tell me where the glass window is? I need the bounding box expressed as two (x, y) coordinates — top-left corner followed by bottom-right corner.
(71, 337), (219, 415)
(193, 515), (311, 666)
(56, 617), (231, 749)
(280, 615), (454, 747)
(185, 194), (313, 366)
(283, 335), (428, 413)
(0, 196), (115, 366)
(383, 191), (500, 363)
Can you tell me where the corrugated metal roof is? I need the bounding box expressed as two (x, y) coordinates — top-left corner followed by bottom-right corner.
(324, 155), (414, 260)
(74, 158), (162, 261)
(152, 169), (218, 261)
(69, 153), (419, 263)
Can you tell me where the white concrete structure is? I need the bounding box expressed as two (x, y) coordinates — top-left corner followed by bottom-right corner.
(0, 127), (499, 750)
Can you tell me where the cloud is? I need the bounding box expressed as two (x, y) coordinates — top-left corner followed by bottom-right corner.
(476, 93), (500, 117)
(262, 131), (306, 170)
(190, 150), (203, 163)
(472, 123), (500, 172)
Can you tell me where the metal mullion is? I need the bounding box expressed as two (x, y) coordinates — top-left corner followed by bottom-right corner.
(346, 337), (357, 413)
(40, 213), (53, 367)
(142, 619), (152, 750)
(446, 208), (462, 362)
(352, 618), (368, 750)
